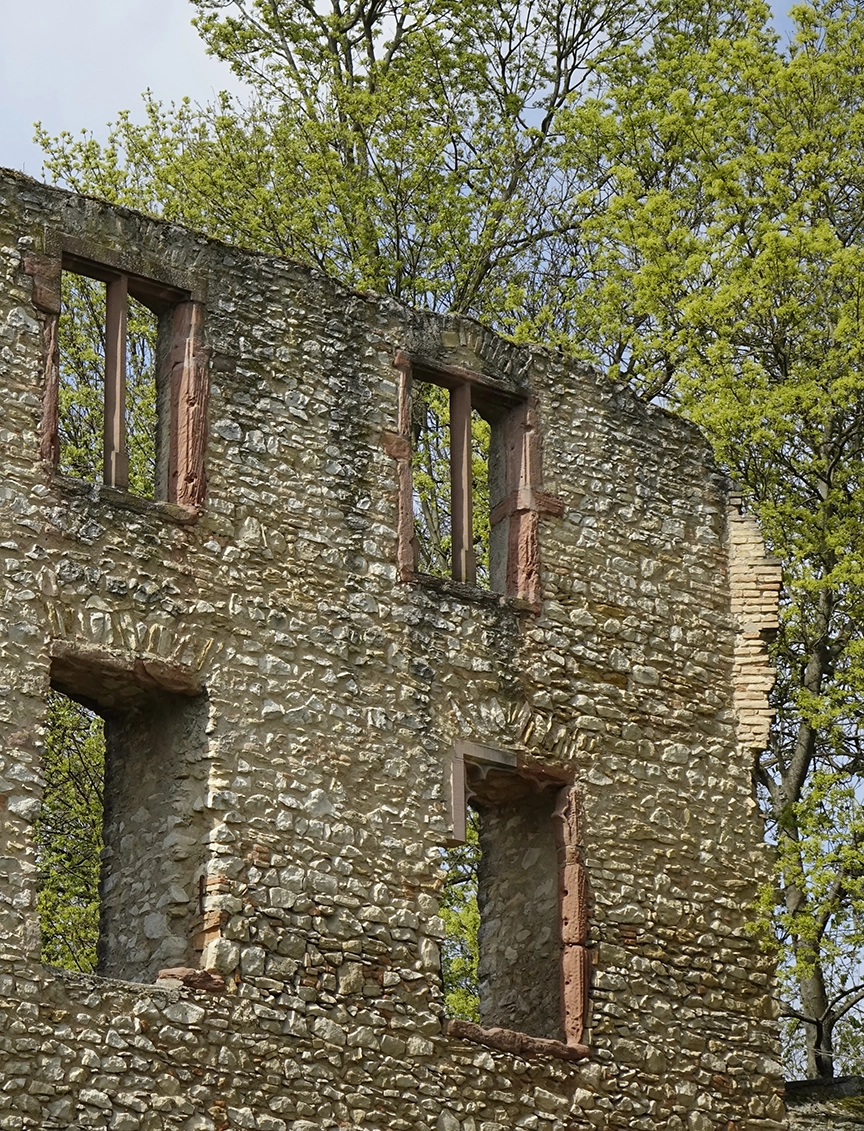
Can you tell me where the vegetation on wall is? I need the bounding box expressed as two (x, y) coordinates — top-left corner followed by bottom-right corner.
(34, 0), (864, 1077)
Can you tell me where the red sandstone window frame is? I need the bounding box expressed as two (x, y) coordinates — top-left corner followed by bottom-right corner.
(388, 351), (563, 604)
(447, 740), (591, 1061)
(42, 253), (209, 509)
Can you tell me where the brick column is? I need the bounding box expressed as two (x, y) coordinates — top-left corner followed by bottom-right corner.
(727, 497), (782, 752)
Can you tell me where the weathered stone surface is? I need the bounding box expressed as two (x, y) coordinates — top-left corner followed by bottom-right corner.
(446, 1018), (589, 1062)
(0, 167), (786, 1129)
(156, 967), (225, 993)
(786, 1077), (864, 1129)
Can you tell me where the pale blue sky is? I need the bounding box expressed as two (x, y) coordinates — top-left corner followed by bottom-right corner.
(1, 0), (797, 178)
(0, 0), (241, 177)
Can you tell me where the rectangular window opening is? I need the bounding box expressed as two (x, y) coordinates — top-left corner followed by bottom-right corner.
(395, 353), (550, 600)
(35, 690), (104, 974)
(54, 255), (208, 509)
(410, 374), (502, 590)
(471, 408), (492, 587)
(412, 380), (453, 580)
(443, 744), (588, 1047)
(38, 666), (209, 984)
(440, 808), (481, 1022)
(472, 772), (564, 1040)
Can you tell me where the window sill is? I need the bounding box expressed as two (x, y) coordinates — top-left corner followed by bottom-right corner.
(53, 475), (200, 524)
(445, 1018), (589, 1062)
(409, 571), (538, 613)
(43, 964), (224, 995)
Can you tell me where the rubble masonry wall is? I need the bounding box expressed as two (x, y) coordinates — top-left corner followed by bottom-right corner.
(0, 169), (785, 1130)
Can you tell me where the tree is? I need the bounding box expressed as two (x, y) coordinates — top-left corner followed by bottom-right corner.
(36, 0), (650, 318)
(34, 693), (104, 972)
(34, 0), (864, 1077)
(550, 0), (864, 1077)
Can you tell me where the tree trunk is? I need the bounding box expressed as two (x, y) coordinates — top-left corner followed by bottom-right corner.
(800, 963), (834, 1078)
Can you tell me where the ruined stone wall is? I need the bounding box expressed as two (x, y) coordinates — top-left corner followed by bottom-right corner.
(786, 1077), (864, 1129)
(0, 168), (786, 1130)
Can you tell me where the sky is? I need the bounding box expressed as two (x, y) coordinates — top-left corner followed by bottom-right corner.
(0, 0), (242, 177)
(1, 0), (797, 179)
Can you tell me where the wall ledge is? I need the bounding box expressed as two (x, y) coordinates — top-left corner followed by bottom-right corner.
(446, 1019), (589, 1062)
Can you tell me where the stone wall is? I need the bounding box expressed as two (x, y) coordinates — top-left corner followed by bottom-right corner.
(786, 1077), (864, 1129)
(0, 168), (787, 1130)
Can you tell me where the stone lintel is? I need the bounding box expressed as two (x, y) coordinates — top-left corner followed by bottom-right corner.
(50, 640), (203, 709)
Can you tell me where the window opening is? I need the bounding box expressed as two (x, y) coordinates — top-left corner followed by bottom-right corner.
(471, 409), (491, 584)
(34, 691), (104, 973)
(59, 270), (158, 496)
(394, 352), (561, 602)
(445, 743), (589, 1045)
(52, 254), (207, 508)
(57, 273), (106, 488)
(473, 776), (563, 1039)
(126, 296), (158, 495)
(440, 808), (481, 1021)
(412, 381), (452, 579)
(410, 377), (495, 588)
(40, 658), (209, 983)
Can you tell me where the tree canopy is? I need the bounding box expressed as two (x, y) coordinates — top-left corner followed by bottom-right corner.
(34, 0), (864, 1078)
(555, 0), (864, 1077)
(37, 0), (651, 316)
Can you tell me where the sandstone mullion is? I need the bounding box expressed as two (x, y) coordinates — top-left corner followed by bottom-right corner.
(166, 300), (209, 508)
(103, 272), (129, 489)
(449, 381), (475, 585)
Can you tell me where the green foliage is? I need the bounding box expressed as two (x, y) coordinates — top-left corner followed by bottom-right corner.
(549, 0), (864, 1076)
(471, 412), (492, 583)
(411, 384), (490, 581)
(753, 772), (864, 1073)
(412, 383), (452, 577)
(35, 0), (652, 319)
(34, 693), (105, 973)
(125, 298), (159, 497)
(57, 274), (105, 484)
(58, 273), (158, 496)
(439, 809), (481, 1021)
